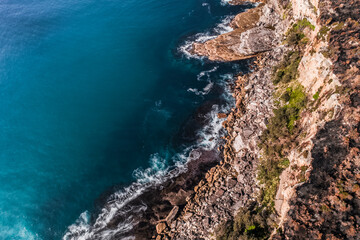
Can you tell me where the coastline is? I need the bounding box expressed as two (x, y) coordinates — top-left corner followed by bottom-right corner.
(65, 0), (360, 238)
(151, 0), (360, 239)
(152, 1), (286, 238)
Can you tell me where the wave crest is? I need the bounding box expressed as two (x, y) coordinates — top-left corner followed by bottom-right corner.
(178, 15), (234, 59)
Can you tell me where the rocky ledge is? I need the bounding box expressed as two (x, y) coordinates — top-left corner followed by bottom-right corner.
(192, 1), (281, 61)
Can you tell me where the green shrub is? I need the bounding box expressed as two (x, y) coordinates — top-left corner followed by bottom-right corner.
(318, 26), (330, 40)
(284, 2), (292, 10)
(266, 85), (307, 134)
(285, 18), (315, 46)
(296, 18), (315, 31)
(260, 59), (307, 208)
(320, 48), (333, 58)
(313, 91), (320, 100)
(333, 22), (345, 31)
(280, 158), (290, 168)
(299, 165), (308, 182)
(216, 205), (270, 240)
(257, 158), (284, 208)
(313, 6), (318, 14)
(320, 204), (330, 213)
(273, 51), (301, 84)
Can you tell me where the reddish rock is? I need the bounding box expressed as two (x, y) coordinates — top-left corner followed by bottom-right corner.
(217, 113), (227, 119)
(156, 222), (167, 234)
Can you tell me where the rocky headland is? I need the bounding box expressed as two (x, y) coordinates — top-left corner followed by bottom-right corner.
(106, 0), (360, 239)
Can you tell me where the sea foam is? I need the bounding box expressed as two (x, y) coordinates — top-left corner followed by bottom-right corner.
(63, 70), (235, 240)
(178, 15), (234, 59)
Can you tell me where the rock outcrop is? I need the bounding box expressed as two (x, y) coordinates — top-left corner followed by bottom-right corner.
(192, 3), (281, 61)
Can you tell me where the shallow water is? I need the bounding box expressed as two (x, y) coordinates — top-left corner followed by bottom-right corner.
(0, 0), (250, 239)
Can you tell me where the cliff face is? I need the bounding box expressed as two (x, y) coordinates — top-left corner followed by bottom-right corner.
(150, 0), (360, 239)
(274, 0), (360, 239)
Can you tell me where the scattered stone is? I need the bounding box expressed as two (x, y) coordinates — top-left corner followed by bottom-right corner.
(218, 113), (228, 119)
(156, 222), (167, 234)
(183, 212), (193, 220)
(165, 206), (179, 224)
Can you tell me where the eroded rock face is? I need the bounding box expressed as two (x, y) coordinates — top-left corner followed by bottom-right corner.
(229, 26), (275, 55)
(278, 120), (360, 240)
(272, 0), (360, 238)
(192, 4), (281, 61)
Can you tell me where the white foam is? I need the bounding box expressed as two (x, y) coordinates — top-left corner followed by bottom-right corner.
(187, 66), (219, 96)
(178, 16), (234, 59)
(220, 0), (231, 5)
(197, 76), (234, 149)
(197, 66), (219, 81)
(63, 153), (185, 240)
(0, 223), (40, 240)
(66, 9), (241, 239)
(63, 73), (236, 240)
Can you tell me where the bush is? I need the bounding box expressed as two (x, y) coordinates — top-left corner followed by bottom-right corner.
(258, 84), (307, 207)
(273, 51), (301, 84)
(320, 48), (333, 58)
(265, 85), (307, 136)
(216, 205), (271, 240)
(313, 91), (320, 100)
(257, 158), (284, 208)
(318, 26), (330, 40)
(285, 18), (315, 46)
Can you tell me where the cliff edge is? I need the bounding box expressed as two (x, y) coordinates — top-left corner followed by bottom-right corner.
(151, 0), (359, 239)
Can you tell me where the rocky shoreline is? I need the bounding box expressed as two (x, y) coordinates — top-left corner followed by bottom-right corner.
(95, 0), (360, 239)
(151, 0), (360, 238)
(151, 1), (288, 238)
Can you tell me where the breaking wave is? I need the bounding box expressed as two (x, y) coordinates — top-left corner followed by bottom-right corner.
(187, 66), (218, 95)
(178, 15), (234, 59)
(63, 70), (235, 240)
(64, 2), (238, 236)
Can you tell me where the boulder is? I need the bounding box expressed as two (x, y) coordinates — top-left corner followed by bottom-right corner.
(156, 222), (167, 234)
(166, 206), (179, 224)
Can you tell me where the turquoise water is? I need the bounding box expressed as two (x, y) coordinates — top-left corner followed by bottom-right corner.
(0, 0), (249, 239)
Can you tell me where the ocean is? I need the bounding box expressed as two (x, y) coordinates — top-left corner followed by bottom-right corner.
(0, 0), (251, 239)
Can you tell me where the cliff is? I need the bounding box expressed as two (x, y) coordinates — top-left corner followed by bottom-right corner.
(149, 0), (359, 239)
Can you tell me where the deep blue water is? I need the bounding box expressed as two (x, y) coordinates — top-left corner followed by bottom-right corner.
(0, 0), (250, 239)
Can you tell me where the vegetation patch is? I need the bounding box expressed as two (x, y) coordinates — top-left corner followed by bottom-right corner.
(216, 205), (271, 240)
(216, 16), (314, 239)
(333, 22), (345, 31)
(318, 26), (330, 40)
(320, 47), (334, 58)
(258, 23), (309, 209)
(299, 165), (308, 182)
(258, 84), (306, 208)
(273, 51), (301, 84)
(285, 18), (315, 46)
(313, 91), (320, 100)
